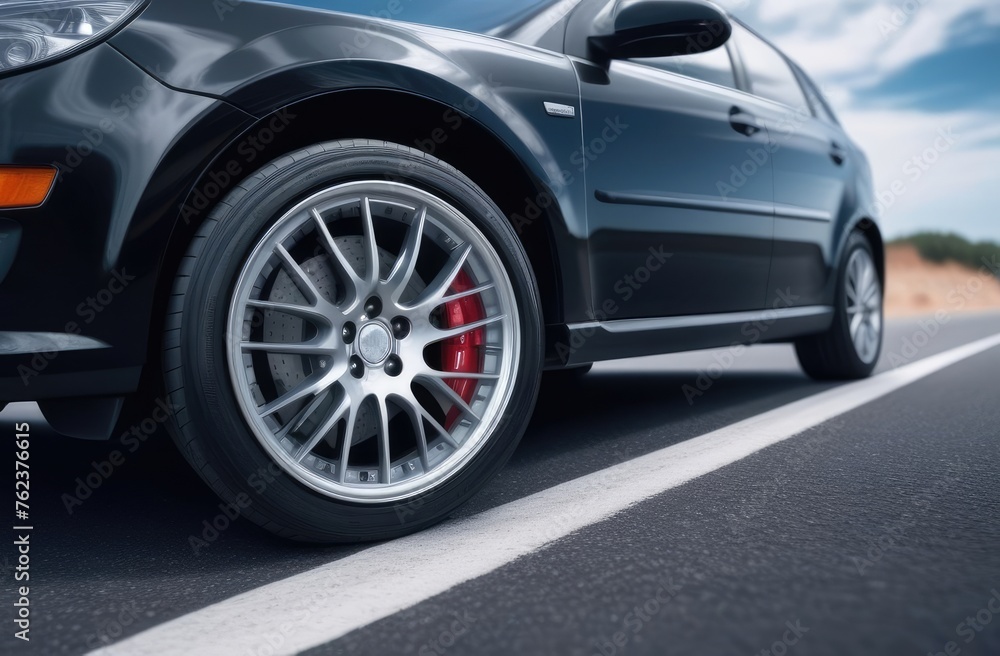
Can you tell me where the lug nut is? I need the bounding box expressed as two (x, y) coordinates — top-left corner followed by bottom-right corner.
(349, 355), (365, 379)
(385, 355), (403, 377)
(342, 322), (357, 344)
(364, 296), (382, 318)
(391, 317), (411, 339)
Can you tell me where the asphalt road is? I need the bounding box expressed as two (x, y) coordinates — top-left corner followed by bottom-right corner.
(2, 311), (999, 656)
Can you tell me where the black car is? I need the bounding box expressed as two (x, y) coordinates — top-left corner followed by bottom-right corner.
(0, 0), (883, 542)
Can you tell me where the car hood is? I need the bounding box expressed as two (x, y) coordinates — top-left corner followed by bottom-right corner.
(252, 0), (570, 38)
(110, 0), (573, 105)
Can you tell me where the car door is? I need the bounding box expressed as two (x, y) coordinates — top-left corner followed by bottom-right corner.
(576, 40), (776, 320)
(729, 22), (852, 308)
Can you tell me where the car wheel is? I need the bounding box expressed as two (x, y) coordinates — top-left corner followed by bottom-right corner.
(163, 140), (542, 542)
(795, 231), (883, 380)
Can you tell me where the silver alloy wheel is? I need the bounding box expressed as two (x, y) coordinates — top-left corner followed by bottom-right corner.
(227, 181), (520, 503)
(845, 248), (882, 364)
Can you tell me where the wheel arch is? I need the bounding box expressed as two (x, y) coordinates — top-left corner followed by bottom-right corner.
(146, 90), (568, 386)
(852, 217), (885, 285)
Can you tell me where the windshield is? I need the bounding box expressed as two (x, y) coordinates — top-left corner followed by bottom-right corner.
(267, 0), (569, 36)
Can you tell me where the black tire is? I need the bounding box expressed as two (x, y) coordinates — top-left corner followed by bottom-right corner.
(795, 231), (883, 380)
(162, 140), (543, 543)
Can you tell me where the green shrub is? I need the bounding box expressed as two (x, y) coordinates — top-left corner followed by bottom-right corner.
(890, 232), (1000, 277)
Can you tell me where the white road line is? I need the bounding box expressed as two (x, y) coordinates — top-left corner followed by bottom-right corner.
(89, 332), (1000, 656)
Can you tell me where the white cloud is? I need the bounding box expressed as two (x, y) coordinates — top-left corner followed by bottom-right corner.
(839, 108), (1000, 238)
(716, 0), (1000, 240)
(721, 0), (1000, 92)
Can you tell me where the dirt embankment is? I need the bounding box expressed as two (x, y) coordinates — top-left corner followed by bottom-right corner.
(884, 244), (1000, 317)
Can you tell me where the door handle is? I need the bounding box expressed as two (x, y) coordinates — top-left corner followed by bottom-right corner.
(729, 106), (761, 137)
(830, 141), (847, 166)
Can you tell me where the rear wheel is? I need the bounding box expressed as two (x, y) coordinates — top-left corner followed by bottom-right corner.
(163, 141), (542, 542)
(795, 232), (883, 380)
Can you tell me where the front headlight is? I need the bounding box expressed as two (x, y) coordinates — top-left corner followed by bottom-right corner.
(0, 0), (145, 74)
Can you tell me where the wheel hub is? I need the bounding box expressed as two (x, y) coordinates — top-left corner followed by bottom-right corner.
(845, 248), (882, 365)
(357, 322), (392, 366)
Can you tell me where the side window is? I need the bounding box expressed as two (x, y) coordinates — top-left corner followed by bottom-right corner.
(633, 45), (737, 90)
(798, 70), (840, 125)
(732, 24), (809, 111)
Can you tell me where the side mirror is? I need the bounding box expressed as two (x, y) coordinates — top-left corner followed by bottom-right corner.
(590, 0), (732, 61)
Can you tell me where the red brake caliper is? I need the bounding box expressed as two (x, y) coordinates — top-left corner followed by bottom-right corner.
(441, 270), (485, 430)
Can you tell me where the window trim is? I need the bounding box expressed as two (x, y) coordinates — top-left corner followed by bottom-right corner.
(790, 63), (841, 127)
(728, 18), (810, 112)
(623, 41), (741, 92)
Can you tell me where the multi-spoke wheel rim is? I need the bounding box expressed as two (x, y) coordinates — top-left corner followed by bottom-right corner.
(845, 248), (882, 364)
(227, 181), (520, 503)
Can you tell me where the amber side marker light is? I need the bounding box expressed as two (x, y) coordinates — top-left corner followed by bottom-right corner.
(0, 167), (58, 210)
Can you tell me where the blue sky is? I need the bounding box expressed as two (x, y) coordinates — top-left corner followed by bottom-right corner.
(717, 0), (1000, 243)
